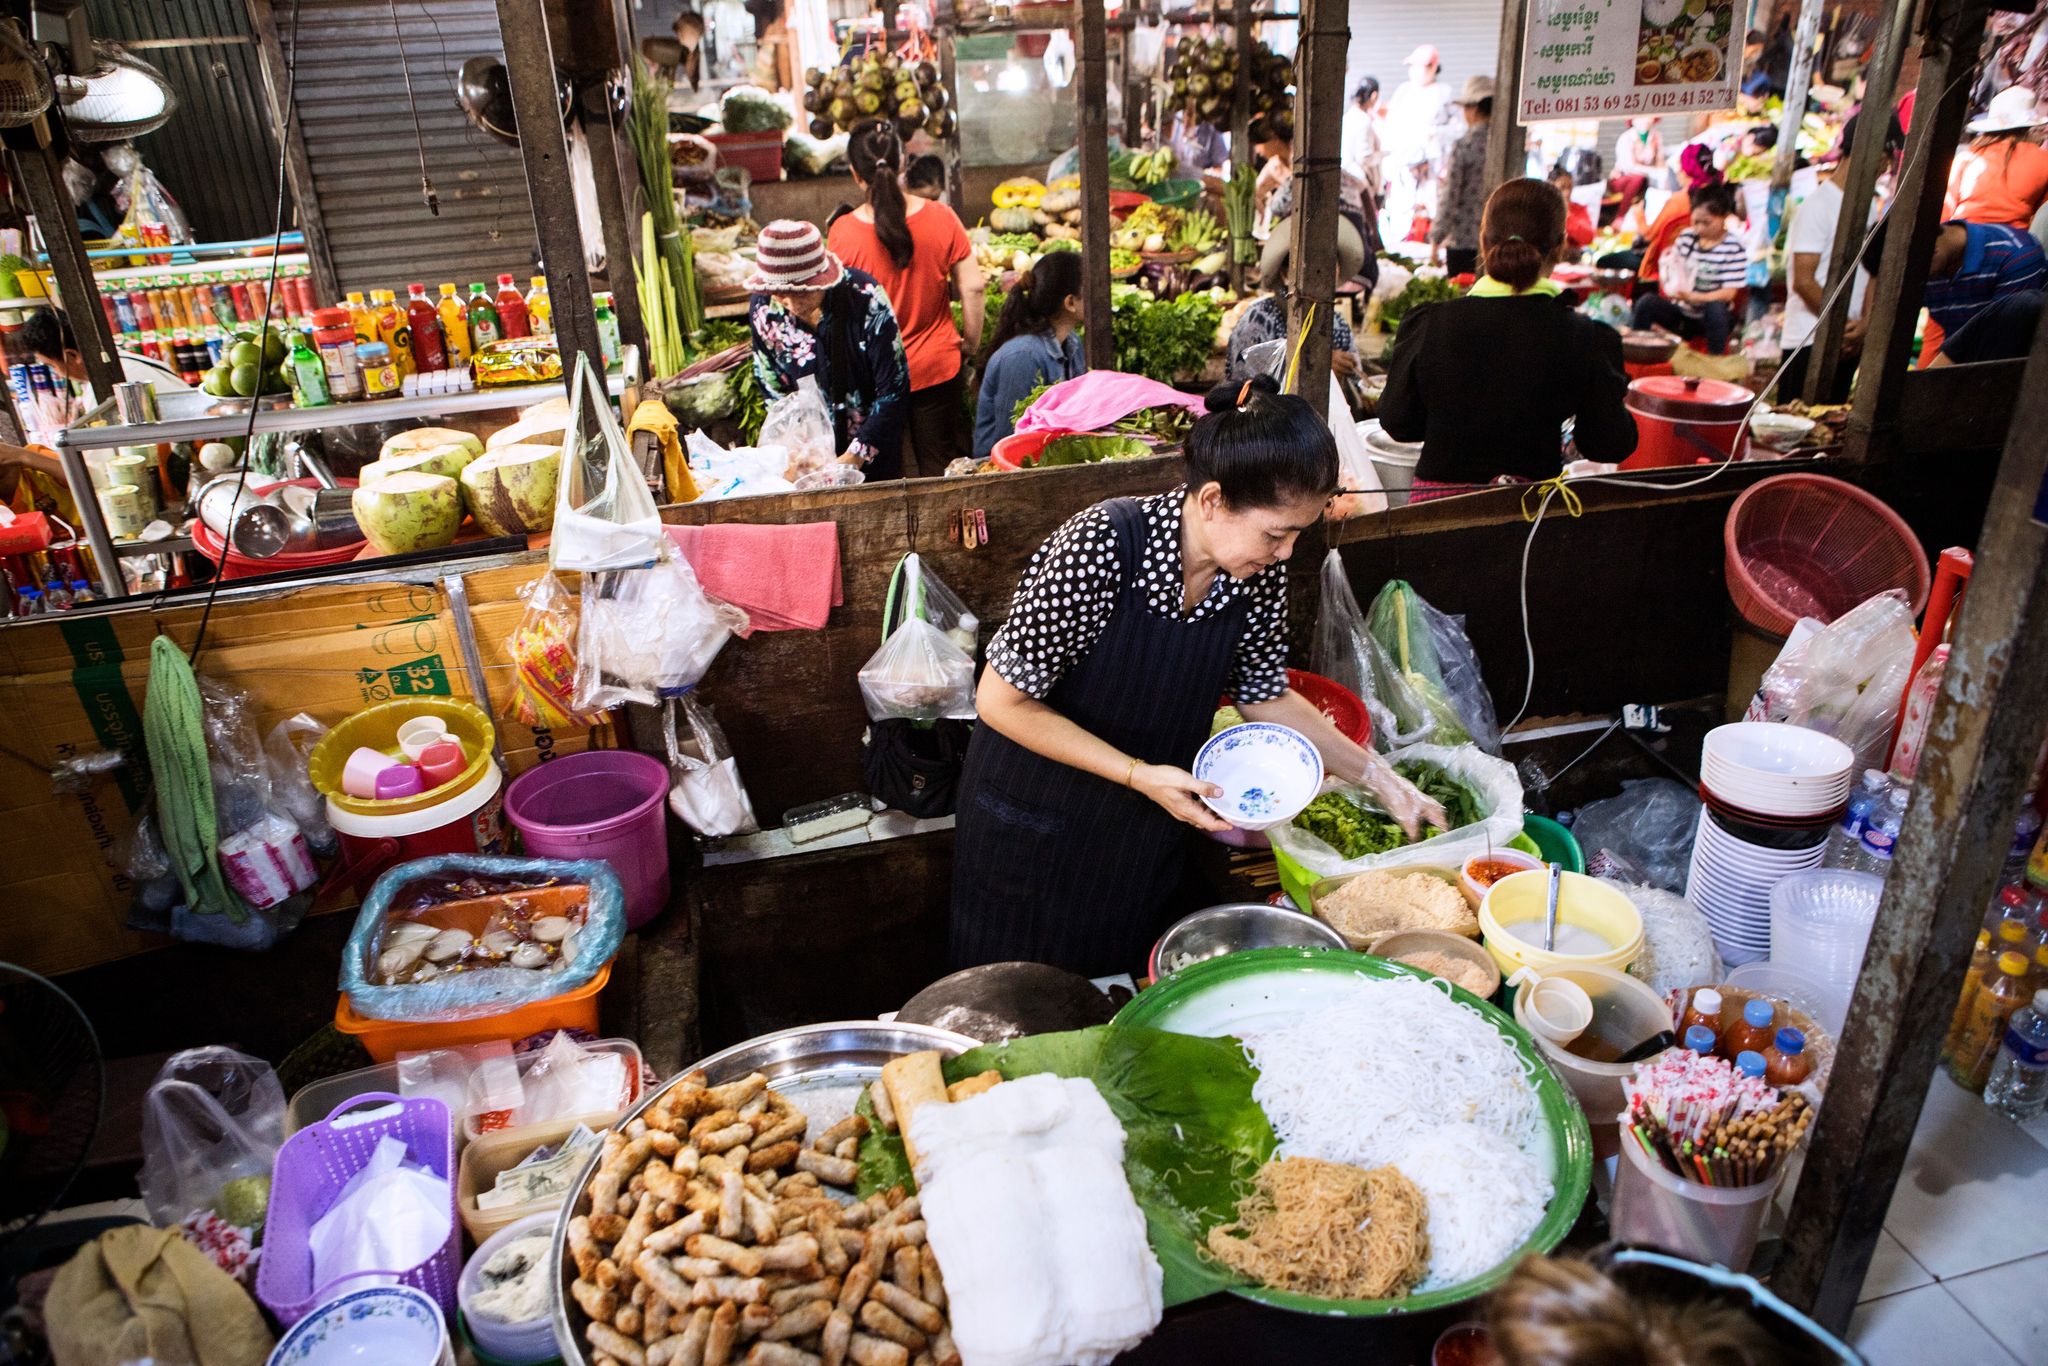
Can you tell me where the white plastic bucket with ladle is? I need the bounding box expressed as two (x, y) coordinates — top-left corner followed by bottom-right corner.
(1513, 963), (1675, 1159)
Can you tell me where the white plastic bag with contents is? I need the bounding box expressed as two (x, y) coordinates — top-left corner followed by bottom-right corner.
(550, 351), (666, 572)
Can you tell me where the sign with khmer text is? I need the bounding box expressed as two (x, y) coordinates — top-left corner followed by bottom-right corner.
(1517, 0), (1741, 124)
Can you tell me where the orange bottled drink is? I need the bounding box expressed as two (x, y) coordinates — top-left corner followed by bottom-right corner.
(1947, 950), (2035, 1093)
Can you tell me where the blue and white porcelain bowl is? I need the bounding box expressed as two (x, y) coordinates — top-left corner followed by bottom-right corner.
(1193, 723), (1323, 832)
(267, 1284), (450, 1366)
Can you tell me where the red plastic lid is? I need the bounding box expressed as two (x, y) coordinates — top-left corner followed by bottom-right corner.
(1626, 374), (1753, 420)
(310, 306), (351, 327)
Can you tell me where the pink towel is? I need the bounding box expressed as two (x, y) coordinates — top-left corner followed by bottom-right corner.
(1013, 371), (1207, 435)
(667, 521), (843, 632)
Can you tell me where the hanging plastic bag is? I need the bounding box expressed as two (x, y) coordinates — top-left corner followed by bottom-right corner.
(138, 1047), (287, 1233)
(667, 693), (759, 837)
(1309, 551), (1433, 751)
(1891, 644), (1948, 784)
(884, 552), (979, 656)
(1264, 741), (1525, 882)
(759, 375), (837, 482)
(1747, 589), (1916, 772)
(1328, 386), (1388, 520)
(551, 351), (666, 573)
(574, 545), (751, 712)
(859, 555), (976, 722)
(264, 713), (335, 856)
(1366, 579), (1502, 753)
(1570, 777), (1701, 893)
(505, 569), (602, 730)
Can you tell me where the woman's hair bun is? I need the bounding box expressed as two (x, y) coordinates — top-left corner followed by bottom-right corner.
(1203, 374), (1279, 413)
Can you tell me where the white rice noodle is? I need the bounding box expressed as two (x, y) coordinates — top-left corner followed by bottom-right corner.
(1241, 975), (1542, 1169)
(1391, 1126), (1552, 1289)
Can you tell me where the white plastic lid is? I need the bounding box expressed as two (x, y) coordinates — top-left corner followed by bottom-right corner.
(1693, 987), (1723, 1014)
(2034, 989), (2048, 1012)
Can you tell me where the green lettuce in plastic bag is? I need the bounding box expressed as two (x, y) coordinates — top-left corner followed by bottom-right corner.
(1365, 579), (1501, 753)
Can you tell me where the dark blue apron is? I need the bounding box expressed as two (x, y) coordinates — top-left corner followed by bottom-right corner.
(949, 497), (1252, 975)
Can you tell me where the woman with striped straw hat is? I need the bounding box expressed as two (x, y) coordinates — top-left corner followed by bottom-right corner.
(746, 219), (912, 479)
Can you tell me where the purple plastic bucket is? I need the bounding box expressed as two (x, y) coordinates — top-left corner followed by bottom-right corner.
(504, 750), (671, 929)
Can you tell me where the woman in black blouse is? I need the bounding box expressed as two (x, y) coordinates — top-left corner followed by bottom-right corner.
(1380, 178), (1637, 501)
(950, 379), (1444, 975)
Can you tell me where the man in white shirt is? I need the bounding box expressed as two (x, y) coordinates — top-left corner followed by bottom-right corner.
(1341, 76), (1385, 199)
(20, 306), (192, 408)
(1778, 112), (1895, 402)
(1383, 46), (1456, 242)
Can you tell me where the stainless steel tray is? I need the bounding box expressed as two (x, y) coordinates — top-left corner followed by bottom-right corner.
(550, 1020), (980, 1362)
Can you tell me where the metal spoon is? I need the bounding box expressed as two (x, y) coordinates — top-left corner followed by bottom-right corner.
(1543, 861), (1562, 953)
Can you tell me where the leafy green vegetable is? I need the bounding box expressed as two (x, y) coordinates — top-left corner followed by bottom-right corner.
(1111, 290), (1223, 382)
(1040, 433), (1149, 466)
(720, 85), (792, 133)
(1038, 237), (1082, 254)
(854, 1023), (1275, 1307)
(1291, 759), (1482, 857)
(1378, 272), (1461, 334)
(1366, 580), (1476, 746)
(1395, 758), (1482, 831)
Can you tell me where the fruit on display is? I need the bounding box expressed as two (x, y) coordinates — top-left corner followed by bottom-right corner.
(351, 470), (464, 554)
(992, 177), (1046, 210)
(199, 323), (293, 400)
(803, 49), (956, 140)
(361, 427), (484, 484)
(1170, 35), (1293, 129)
(459, 443), (560, 537)
(487, 396), (573, 452)
(1116, 146), (1176, 185)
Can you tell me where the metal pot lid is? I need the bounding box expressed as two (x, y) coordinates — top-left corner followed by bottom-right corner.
(896, 961), (1118, 1043)
(1626, 374), (1753, 420)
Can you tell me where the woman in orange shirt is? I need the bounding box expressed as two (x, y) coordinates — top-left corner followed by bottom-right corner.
(828, 121), (986, 478)
(1944, 88), (2048, 230)
(1637, 144), (1722, 293)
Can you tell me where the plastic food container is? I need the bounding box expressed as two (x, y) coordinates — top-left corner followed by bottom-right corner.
(463, 1037), (641, 1141)
(1623, 375), (1752, 469)
(456, 1112), (620, 1243)
(334, 958), (613, 1063)
(285, 1061), (401, 1136)
(1480, 870), (1644, 977)
(459, 1211), (563, 1363)
(1371, 928), (1502, 998)
(1513, 963), (1673, 1159)
(1610, 1122), (1784, 1270)
(1460, 849), (1544, 908)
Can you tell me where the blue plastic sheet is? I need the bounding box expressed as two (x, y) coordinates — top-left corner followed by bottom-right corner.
(339, 854), (626, 1023)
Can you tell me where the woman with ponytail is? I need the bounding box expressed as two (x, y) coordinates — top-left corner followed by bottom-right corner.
(971, 250), (1087, 458)
(829, 120), (985, 477)
(1380, 177), (1636, 500)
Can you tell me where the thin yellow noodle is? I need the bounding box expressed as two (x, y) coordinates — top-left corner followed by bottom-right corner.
(1203, 1157), (1430, 1300)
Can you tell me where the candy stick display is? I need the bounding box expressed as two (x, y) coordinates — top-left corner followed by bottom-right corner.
(1623, 1050), (1811, 1188)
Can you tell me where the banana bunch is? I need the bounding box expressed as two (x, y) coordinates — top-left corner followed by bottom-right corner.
(1170, 209), (1221, 254)
(1129, 145), (1175, 185)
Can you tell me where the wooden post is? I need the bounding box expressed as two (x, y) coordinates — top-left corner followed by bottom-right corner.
(1077, 0), (1115, 370)
(1769, 0), (1823, 198)
(496, 0), (604, 383)
(1284, 0), (1347, 394)
(1803, 0), (1913, 403)
(248, 0), (339, 306)
(1776, 306), (2048, 1333)
(1843, 0), (1993, 463)
(5, 139), (121, 399)
(1485, 0), (1530, 190)
(1228, 0), (1254, 294)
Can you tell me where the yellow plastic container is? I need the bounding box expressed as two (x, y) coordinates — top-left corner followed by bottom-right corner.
(308, 697), (498, 820)
(1479, 869), (1644, 978)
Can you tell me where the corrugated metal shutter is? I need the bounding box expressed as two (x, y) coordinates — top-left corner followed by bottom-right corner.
(1345, 0), (1504, 100)
(287, 0), (536, 297)
(84, 0), (281, 242)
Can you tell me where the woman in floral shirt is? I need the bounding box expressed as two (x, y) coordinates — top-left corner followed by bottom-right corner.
(746, 220), (912, 478)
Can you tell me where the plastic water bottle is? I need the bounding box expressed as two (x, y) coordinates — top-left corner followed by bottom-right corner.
(1826, 769), (1892, 868)
(1853, 785), (1912, 879)
(1985, 988), (2048, 1122)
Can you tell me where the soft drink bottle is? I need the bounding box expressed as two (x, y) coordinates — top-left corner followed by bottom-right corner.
(594, 292), (620, 367)
(1985, 989), (2048, 1122)
(437, 283), (472, 363)
(466, 283), (503, 347)
(525, 275), (552, 337)
(405, 283), (448, 371)
(1825, 769), (1891, 868)
(494, 273), (531, 338)
(1948, 950), (2036, 1092)
(1853, 785), (1911, 878)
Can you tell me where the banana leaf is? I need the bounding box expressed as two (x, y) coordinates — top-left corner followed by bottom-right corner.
(855, 1023), (1274, 1306)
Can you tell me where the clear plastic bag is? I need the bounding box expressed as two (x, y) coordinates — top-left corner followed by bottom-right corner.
(760, 375), (837, 481)
(1366, 579), (1501, 753)
(1618, 881), (1724, 996)
(1308, 551), (1433, 752)
(1747, 589), (1916, 772)
(1264, 741), (1525, 882)
(1891, 644), (1947, 784)
(505, 570), (602, 730)
(885, 552), (978, 656)
(666, 692), (759, 837)
(138, 1047), (286, 1231)
(1570, 777), (1701, 893)
(860, 618), (977, 722)
(551, 351), (666, 573)
(264, 713), (335, 856)
(574, 545), (750, 712)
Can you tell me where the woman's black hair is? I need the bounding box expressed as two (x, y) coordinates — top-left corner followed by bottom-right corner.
(19, 307), (73, 360)
(1692, 181), (1740, 219)
(847, 120), (914, 270)
(1352, 75), (1380, 107)
(988, 251), (1082, 354)
(1471, 96), (1494, 118)
(1185, 375), (1338, 508)
(1480, 177), (1567, 291)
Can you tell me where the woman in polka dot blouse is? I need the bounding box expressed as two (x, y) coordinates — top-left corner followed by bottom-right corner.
(950, 377), (1446, 975)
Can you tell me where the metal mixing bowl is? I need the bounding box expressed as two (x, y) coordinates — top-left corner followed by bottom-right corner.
(1148, 901), (1349, 981)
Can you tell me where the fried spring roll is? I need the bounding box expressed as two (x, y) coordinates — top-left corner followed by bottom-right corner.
(746, 1344), (821, 1366)
(888, 1222), (925, 1248)
(618, 1304), (645, 1337)
(838, 1260), (879, 1315)
(719, 1171), (746, 1240)
(944, 1070), (1001, 1103)
(686, 1232), (765, 1277)
(705, 1302), (740, 1366)
(837, 1199), (875, 1230)
(740, 1302), (777, 1338)
(569, 1215), (603, 1279)
(857, 1300), (927, 1351)
(889, 1247), (920, 1296)
(822, 1310), (855, 1366)
(814, 1114), (870, 1153)
(636, 1251), (697, 1311)
(761, 1298), (834, 1342)
(869, 1283), (944, 1336)
(669, 1308), (714, 1366)
(588, 1322), (649, 1366)
(592, 1212), (631, 1243)
(707, 1072), (769, 1111)
(930, 1328), (960, 1366)
(867, 1080), (896, 1134)
(770, 1277), (840, 1313)
(846, 1335), (910, 1366)
(760, 1234), (819, 1271)
(752, 1113), (807, 1149)
(616, 1194), (658, 1289)
(873, 1197), (920, 1232)
(699, 1122), (755, 1155)
(747, 1140), (801, 1174)
(835, 1137), (861, 1162)
(746, 1191), (781, 1245)
(596, 1136), (656, 1211)
(645, 1158), (689, 1203)
(738, 1093), (769, 1121)
(572, 1276), (619, 1322)
(918, 1248), (944, 1311)
(645, 1209), (711, 1256)
(813, 1210), (850, 1276)
(795, 1149), (859, 1187)
(647, 1295), (673, 1346)
(878, 1053), (946, 1171)
(689, 1275), (769, 1307)
(691, 1109), (742, 1143)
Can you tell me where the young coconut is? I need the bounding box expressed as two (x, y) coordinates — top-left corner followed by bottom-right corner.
(460, 442), (560, 537)
(380, 426), (484, 462)
(351, 469), (464, 553)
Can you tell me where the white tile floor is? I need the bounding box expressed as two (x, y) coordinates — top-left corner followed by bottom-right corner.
(1848, 1072), (2048, 1365)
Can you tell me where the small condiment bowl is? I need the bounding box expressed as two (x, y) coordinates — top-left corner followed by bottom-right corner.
(1459, 848), (1544, 908)
(1370, 928), (1503, 999)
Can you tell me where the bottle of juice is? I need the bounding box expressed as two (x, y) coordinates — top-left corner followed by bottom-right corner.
(436, 283), (472, 364)
(1952, 930), (1996, 1042)
(594, 293), (620, 368)
(404, 283), (448, 371)
(1720, 997), (1777, 1060)
(289, 327), (330, 406)
(368, 289), (414, 376)
(1680, 987), (1725, 1053)
(465, 283), (503, 348)
(525, 275), (552, 337)
(1763, 1028), (1811, 1087)
(346, 291), (377, 346)
(1947, 950), (2036, 1093)
(494, 273), (531, 339)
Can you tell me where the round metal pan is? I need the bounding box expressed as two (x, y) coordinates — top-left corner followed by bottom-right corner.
(549, 1020), (979, 1362)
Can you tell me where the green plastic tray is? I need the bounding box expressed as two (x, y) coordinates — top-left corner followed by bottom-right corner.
(1115, 946), (1594, 1317)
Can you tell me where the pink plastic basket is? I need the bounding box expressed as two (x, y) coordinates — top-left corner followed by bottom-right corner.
(255, 1092), (459, 1326)
(1724, 474), (1930, 637)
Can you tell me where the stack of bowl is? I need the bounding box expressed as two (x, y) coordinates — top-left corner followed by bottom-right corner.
(1688, 723), (1855, 966)
(1767, 868), (1883, 1027)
